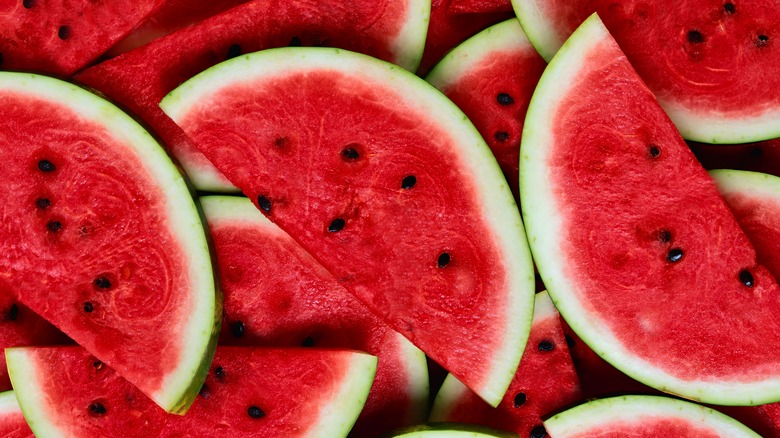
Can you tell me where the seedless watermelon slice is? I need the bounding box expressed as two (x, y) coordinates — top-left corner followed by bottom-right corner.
(7, 346), (376, 437)
(512, 0), (780, 143)
(0, 73), (218, 413)
(544, 396), (760, 437)
(161, 47), (536, 406)
(0, 391), (32, 437)
(202, 195), (428, 436)
(520, 14), (780, 404)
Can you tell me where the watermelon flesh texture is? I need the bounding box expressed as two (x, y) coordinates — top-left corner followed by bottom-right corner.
(512, 0), (780, 143)
(690, 139), (780, 178)
(161, 48), (535, 407)
(75, 0), (429, 192)
(0, 391), (33, 438)
(0, 73), (218, 413)
(448, 0), (513, 14)
(429, 291), (582, 437)
(426, 18), (546, 201)
(202, 196), (428, 437)
(7, 346), (376, 437)
(520, 14), (780, 404)
(0, 0), (163, 76)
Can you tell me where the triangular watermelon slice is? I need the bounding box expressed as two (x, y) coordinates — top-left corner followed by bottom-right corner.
(161, 47), (536, 407)
(0, 73), (219, 413)
(0, 390), (32, 437)
(7, 346), (376, 437)
(0, 0), (163, 75)
(202, 195), (428, 436)
(520, 14), (780, 404)
(511, 0), (780, 143)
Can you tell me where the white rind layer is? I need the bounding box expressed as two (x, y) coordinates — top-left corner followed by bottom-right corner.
(394, 0), (431, 73)
(545, 395), (760, 437)
(519, 14), (780, 405)
(511, 0), (562, 62)
(6, 349), (64, 438)
(711, 169), (780, 200)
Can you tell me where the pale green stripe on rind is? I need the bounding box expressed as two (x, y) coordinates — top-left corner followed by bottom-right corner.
(0, 73), (218, 414)
(511, 0), (561, 62)
(545, 396), (760, 437)
(711, 169), (780, 200)
(394, 0), (431, 73)
(6, 349), (64, 438)
(161, 47), (535, 407)
(519, 14), (780, 405)
(388, 423), (518, 437)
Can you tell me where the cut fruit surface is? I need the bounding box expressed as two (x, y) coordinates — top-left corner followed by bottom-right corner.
(162, 47), (535, 407)
(202, 195), (429, 437)
(448, 0), (513, 14)
(512, 0), (780, 143)
(0, 73), (218, 413)
(0, 391), (32, 437)
(520, 14), (780, 405)
(7, 346), (375, 437)
(544, 396), (760, 437)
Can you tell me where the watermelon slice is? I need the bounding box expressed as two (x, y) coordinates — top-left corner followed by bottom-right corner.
(161, 47), (536, 406)
(520, 14), (780, 404)
(0, 391), (32, 437)
(429, 291), (581, 437)
(75, 0), (429, 192)
(0, 73), (218, 413)
(512, 0), (780, 143)
(389, 424), (517, 437)
(544, 396), (760, 437)
(0, 0), (163, 75)
(7, 346), (376, 437)
(691, 139), (780, 178)
(426, 18), (546, 199)
(202, 195), (429, 436)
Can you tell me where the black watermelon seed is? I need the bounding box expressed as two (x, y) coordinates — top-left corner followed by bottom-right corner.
(257, 195), (272, 213)
(687, 30), (704, 44)
(301, 336), (314, 347)
(247, 406), (265, 419)
(274, 137), (287, 148)
(739, 270), (754, 287)
(513, 392), (527, 407)
(22, 0), (34, 8)
(667, 248), (684, 263)
(7, 304), (18, 321)
(437, 252), (451, 268)
(215, 366), (225, 379)
(757, 34), (769, 47)
(199, 383), (211, 399)
(494, 131), (510, 142)
(94, 276), (111, 290)
(58, 25), (70, 40)
(289, 36), (302, 46)
(35, 197), (51, 209)
(649, 144), (661, 157)
(93, 360), (103, 370)
(724, 2), (735, 13)
(530, 425), (547, 438)
(328, 218), (345, 233)
(341, 147), (360, 161)
(658, 230), (672, 243)
(226, 43), (242, 59)
(47, 221), (62, 232)
(231, 320), (245, 338)
(38, 159), (56, 172)
(497, 93), (515, 106)
(565, 334), (575, 348)
(88, 402), (106, 416)
(401, 175), (417, 190)
(538, 340), (555, 351)
(83, 302), (94, 313)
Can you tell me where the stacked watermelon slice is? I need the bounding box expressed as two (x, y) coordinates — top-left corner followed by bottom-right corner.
(2, 0), (780, 436)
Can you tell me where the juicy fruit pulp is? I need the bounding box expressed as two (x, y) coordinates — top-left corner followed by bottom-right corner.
(520, 14), (780, 404)
(0, 73), (218, 413)
(161, 47), (536, 407)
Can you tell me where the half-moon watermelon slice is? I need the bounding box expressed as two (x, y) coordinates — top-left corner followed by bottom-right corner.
(520, 14), (780, 405)
(0, 73), (219, 413)
(7, 346), (376, 437)
(202, 195), (428, 437)
(512, 0), (780, 143)
(0, 391), (32, 437)
(161, 47), (536, 407)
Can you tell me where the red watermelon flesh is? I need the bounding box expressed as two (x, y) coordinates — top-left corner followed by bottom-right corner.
(448, 0), (513, 14)
(75, 0), (427, 192)
(429, 291), (581, 437)
(0, 0), (163, 76)
(426, 18), (546, 200)
(202, 196), (428, 437)
(0, 391), (32, 438)
(690, 139), (780, 178)
(6, 346), (376, 437)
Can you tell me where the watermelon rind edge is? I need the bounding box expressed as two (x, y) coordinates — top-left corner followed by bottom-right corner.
(6, 348), (61, 437)
(510, 0), (560, 62)
(385, 422), (518, 437)
(710, 168), (780, 199)
(519, 13), (780, 405)
(544, 395), (761, 437)
(395, 0), (431, 73)
(0, 390), (21, 417)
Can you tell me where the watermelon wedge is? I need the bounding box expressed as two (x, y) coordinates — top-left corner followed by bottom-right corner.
(0, 0), (163, 75)
(429, 291), (581, 437)
(426, 18), (546, 199)
(7, 346), (376, 437)
(0, 391), (32, 437)
(544, 396), (760, 437)
(389, 424), (517, 437)
(511, 0), (780, 143)
(75, 0), (429, 192)
(0, 73), (219, 413)
(161, 47), (536, 406)
(691, 139), (780, 178)
(520, 14), (780, 405)
(202, 195), (428, 436)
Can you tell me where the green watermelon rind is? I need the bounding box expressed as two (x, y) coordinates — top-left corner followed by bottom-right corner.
(386, 423), (518, 438)
(710, 169), (780, 200)
(200, 195), (431, 423)
(510, 0), (561, 62)
(160, 47), (536, 407)
(544, 395), (760, 437)
(519, 14), (780, 405)
(0, 391), (21, 417)
(6, 349), (54, 437)
(0, 72), (220, 414)
(394, 0), (432, 73)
